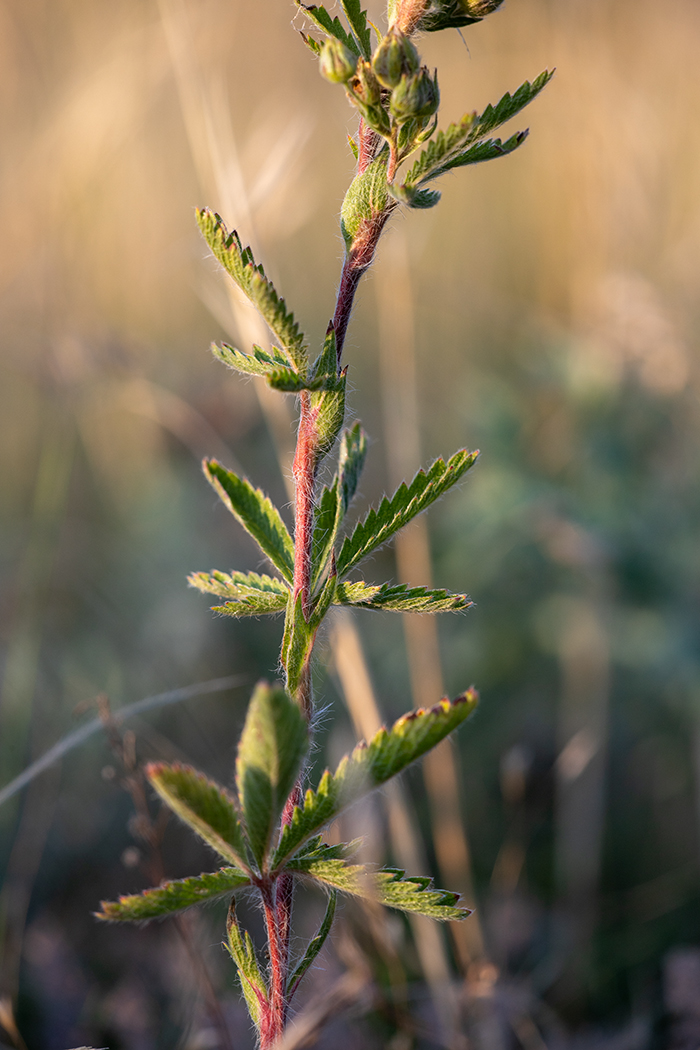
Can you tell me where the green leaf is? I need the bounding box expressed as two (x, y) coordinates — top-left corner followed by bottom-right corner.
(338, 422), (367, 516)
(311, 423), (367, 590)
(340, 157), (393, 252)
(311, 479), (340, 591)
(425, 131), (529, 180)
(295, 0), (360, 55)
(212, 341), (294, 377)
(267, 369), (327, 392)
(402, 71), (553, 190)
(335, 580), (473, 613)
(336, 448), (478, 578)
(272, 689), (478, 869)
(280, 593), (317, 699)
(235, 682), (309, 870)
(388, 184), (441, 209)
(147, 763), (249, 870)
(196, 209), (308, 371)
(96, 867), (252, 922)
(300, 32), (322, 55)
(287, 891), (338, 998)
(289, 858), (469, 921)
(474, 69), (554, 138)
(226, 900), (269, 1029)
(188, 570), (288, 617)
(340, 0), (372, 58)
(203, 459), (295, 583)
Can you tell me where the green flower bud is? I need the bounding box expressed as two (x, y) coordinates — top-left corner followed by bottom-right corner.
(417, 0), (504, 33)
(389, 67), (439, 125)
(319, 37), (358, 84)
(351, 58), (382, 106)
(347, 59), (391, 135)
(371, 28), (420, 89)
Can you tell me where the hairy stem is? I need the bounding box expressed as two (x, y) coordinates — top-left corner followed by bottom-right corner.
(261, 882), (287, 1048)
(292, 390), (317, 624)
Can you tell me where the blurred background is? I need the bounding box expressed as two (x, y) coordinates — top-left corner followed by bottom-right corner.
(1, 0), (700, 1046)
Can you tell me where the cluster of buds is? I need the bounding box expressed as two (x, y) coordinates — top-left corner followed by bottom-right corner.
(320, 27), (438, 141)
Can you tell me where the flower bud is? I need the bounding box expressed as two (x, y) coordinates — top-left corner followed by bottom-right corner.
(371, 28), (420, 89)
(417, 0), (504, 33)
(389, 67), (439, 125)
(347, 60), (391, 136)
(319, 37), (358, 84)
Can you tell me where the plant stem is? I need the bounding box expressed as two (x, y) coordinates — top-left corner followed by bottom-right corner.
(261, 882), (288, 1048)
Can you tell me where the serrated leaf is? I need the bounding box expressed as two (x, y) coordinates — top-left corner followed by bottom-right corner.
(335, 580), (473, 613)
(203, 459), (295, 583)
(289, 858), (469, 920)
(402, 71), (553, 190)
(427, 131), (529, 180)
(226, 900), (268, 1028)
(336, 448), (478, 578)
(340, 0), (372, 57)
(388, 184), (441, 209)
(272, 690), (478, 869)
(189, 570), (288, 617)
(300, 32), (322, 55)
(235, 682), (309, 870)
(338, 422), (367, 516)
(96, 867), (251, 923)
(280, 592), (317, 701)
(267, 369), (327, 393)
(311, 424), (368, 591)
(147, 763), (249, 869)
(287, 891), (337, 998)
(197, 209), (308, 371)
(212, 341), (294, 377)
(296, 0), (359, 54)
(311, 480), (340, 591)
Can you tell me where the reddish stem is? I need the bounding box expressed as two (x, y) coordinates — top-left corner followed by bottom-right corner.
(292, 390), (318, 625)
(260, 883), (287, 1049)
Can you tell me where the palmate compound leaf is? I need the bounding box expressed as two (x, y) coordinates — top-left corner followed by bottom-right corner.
(340, 0), (372, 58)
(96, 867), (252, 923)
(272, 690), (479, 870)
(188, 570), (288, 617)
(335, 580), (473, 613)
(203, 460), (295, 584)
(236, 682), (309, 870)
(196, 209), (308, 372)
(335, 448), (478, 579)
(288, 856), (469, 921)
(147, 763), (249, 870)
(401, 70), (554, 191)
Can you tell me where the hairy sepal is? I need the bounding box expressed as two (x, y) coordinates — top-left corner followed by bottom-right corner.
(336, 448), (478, 578)
(272, 690), (478, 869)
(235, 682), (309, 871)
(197, 209), (308, 372)
(203, 460), (295, 583)
(96, 867), (252, 923)
(188, 570), (288, 617)
(147, 763), (249, 869)
(289, 857), (469, 920)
